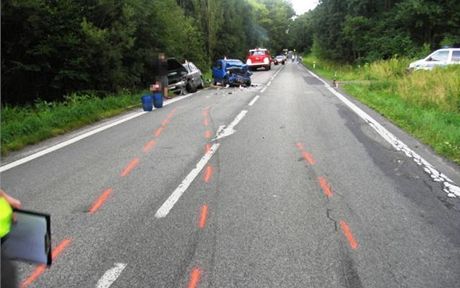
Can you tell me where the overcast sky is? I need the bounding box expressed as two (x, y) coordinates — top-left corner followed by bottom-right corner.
(289, 0), (319, 15)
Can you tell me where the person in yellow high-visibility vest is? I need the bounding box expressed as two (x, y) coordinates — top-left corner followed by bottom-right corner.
(1, 189), (21, 288)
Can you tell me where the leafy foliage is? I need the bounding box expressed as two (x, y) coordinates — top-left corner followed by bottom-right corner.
(305, 0), (460, 63)
(2, 0), (458, 105)
(2, 0), (296, 105)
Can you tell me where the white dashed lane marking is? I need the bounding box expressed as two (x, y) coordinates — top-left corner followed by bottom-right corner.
(96, 263), (127, 288)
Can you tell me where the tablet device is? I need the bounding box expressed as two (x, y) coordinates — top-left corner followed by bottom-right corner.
(1, 209), (51, 266)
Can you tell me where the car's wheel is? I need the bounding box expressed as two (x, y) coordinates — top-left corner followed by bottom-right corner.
(245, 80), (251, 87)
(198, 79), (204, 89)
(266, 65), (271, 71)
(186, 83), (192, 93)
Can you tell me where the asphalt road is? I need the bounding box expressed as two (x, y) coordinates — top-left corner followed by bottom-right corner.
(1, 61), (460, 288)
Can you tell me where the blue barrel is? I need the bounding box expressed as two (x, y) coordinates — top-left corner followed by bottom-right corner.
(153, 92), (163, 108)
(141, 95), (153, 111)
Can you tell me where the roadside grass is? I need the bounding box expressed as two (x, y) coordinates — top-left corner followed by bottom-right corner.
(303, 55), (460, 165)
(1, 91), (143, 155)
(202, 70), (213, 86)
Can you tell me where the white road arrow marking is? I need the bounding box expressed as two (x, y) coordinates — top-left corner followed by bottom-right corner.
(212, 110), (248, 141)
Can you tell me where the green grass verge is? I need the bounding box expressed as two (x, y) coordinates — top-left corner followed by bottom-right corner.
(303, 55), (460, 165)
(1, 91), (145, 155)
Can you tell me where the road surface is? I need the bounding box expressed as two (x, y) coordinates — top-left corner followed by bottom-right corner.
(1, 62), (460, 288)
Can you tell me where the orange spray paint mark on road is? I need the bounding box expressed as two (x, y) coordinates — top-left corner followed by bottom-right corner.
(188, 268), (201, 288)
(204, 165), (213, 183)
(89, 188), (113, 214)
(203, 117), (209, 127)
(120, 158), (140, 177)
(205, 144), (211, 154)
(162, 119), (170, 126)
(204, 130), (212, 139)
(296, 142), (315, 165)
(340, 220), (359, 250)
(143, 140), (157, 153)
(199, 205), (209, 229)
(302, 151), (316, 165)
(155, 127), (164, 137)
(20, 239), (72, 288)
(318, 177), (333, 198)
(167, 108), (177, 119)
(302, 151), (315, 165)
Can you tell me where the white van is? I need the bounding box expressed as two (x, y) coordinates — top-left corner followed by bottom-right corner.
(408, 48), (460, 71)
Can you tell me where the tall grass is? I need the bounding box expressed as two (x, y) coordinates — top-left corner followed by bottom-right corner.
(303, 55), (460, 164)
(398, 67), (460, 113)
(1, 92), (141, 155)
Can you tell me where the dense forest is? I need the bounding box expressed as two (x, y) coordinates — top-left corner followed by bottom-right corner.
(1, 0), (459, 105)
(310, 0), (460, 63)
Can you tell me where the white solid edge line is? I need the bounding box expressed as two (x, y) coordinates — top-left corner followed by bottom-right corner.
(305, 68), (460, 198)
(155, 143), (221, 218)
(248, 95), (260, 106)
(96, 263), (127, 288)
(267, 81), (272, 86)
(0, 93), (196, 173)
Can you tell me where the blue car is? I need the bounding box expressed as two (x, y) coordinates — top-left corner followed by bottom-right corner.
(212, 59), (252, 87)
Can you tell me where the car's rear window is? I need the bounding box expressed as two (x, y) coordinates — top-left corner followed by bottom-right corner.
(250, 51), (267, 56)
(227, 60), (243, 65)
(452, 51), (460, 62)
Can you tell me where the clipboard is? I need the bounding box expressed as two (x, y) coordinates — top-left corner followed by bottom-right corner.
(1, 209), (52, 266)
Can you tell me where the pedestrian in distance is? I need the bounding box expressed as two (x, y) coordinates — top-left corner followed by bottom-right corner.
(150, 53), (170, 99)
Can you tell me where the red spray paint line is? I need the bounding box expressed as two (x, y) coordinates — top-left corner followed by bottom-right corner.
(188, 268), (202, 288)
(198, 205), (208, 229)
(318, 177), (333, 198)
(202, 106), (210, 114)
(20, 239), (72, 288)
(162, 119), (170, 126)
(204, 144), (211, 154)
(167, 108), (177, 119)
(89, 188), (113, 214)
(143, 140), (157, 153)
(155, 127), (165, 137)
(302, 151), (316, 165)
(120, 158), (140, 177)
(204, 130), (212, 139)
(340, 220), (359, 250)
(203, 165), (213, 183)
(203, 117), (209, 127)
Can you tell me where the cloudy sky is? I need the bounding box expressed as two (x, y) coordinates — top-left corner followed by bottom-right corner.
(289, 0), (319, 15)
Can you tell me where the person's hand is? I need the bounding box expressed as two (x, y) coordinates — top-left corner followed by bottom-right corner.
(0, 189), (21, 209)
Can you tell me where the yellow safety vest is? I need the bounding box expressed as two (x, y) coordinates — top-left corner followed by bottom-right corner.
(0, 197), (13, 238)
